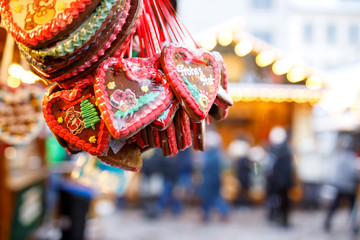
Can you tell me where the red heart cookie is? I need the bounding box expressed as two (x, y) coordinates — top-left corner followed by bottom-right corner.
(1, 0), (101, 49)
(174, 108), (192, 151)
(209, 51), (232, 121)
(151, 98), (179, 130)
(160, 122), (178, 157)
(95, 56), (173, 139)
(43, 78), (110, 156)
(161, 43), (221, 122)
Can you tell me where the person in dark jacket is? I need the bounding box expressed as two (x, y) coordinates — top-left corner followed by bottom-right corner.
(266, 127), (294, 227)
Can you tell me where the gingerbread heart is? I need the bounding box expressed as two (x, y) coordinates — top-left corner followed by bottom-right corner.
(161, 43), (220, 122)
(151, 98), (179, 130)
(1, 0), (102, 49)
(99, 141), (142, 171)
(0, 85), (44, 145)
(43, 78), (110, 156)
(174, 108), (192, 151)
(190, 119), (206, 151)
(160, 122), (178, 157)
(95, 57), (173, 139)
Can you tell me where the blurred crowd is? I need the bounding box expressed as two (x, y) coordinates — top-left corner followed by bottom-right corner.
(135, 127), (360, 234)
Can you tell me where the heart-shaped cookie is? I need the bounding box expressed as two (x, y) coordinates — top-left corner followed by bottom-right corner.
(1, 0), (101, 49)
(95, 57), (173, 139)
(210, 51), (232, 120)
(146, 125), (161, 148)
(43, 78), (110, 156)
(99, 141), (142, 171)
(0, 85), (44, 146)
(151, 98), (179, 130)
(160, 122), (178, 157)
(190, 119), (206, 151)
(161, 43), (221, 122)
(174, 108), (192, 151)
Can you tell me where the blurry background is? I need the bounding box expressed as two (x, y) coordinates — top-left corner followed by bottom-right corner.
(1, 0), (360, 239)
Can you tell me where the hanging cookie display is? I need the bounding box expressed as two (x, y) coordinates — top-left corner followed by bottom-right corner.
(94, 57), (173, 139)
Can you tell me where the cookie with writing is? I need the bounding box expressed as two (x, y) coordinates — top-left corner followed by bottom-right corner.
(43, 78), (110, 156)
(161, 43), (220, 122)
(94, 57), (173, 140)
(1, 0), (102, 49)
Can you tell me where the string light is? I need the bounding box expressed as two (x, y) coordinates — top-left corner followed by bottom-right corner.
(21, 71), (40, 84)
(255, 51), (275, 67)
(234, 40), (252, 57)
(218, 30), (233, 46)
(200, 35), (217, 51)
(8, 64), (25, 79)
(272, 59), (291, 75)
(306, 76), (324, 90)
(287, 67), (307, 83)
(7, 75), (21, 88)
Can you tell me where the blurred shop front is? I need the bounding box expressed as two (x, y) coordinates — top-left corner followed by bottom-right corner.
(197, 21), (325, 203)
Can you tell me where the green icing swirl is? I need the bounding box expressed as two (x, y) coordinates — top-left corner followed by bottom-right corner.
(115, 92), (160, 119)
(81, 99), (101, 130)
(19, 0), (117, 59)
(183, 77), (204, 110)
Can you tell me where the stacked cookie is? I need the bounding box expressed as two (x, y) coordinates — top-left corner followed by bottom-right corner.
(1, 0), (232, 171)
(1, 0), (143, 88)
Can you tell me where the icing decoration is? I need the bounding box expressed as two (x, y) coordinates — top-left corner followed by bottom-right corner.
(161, 43), (220, 122)
(80, 98), (101, 130)
(57, 116), (63, 123)
(141, 85), (149, 92)
(114, 91), (160, 119)
(18, 0), (118, 60)
(94, 56), (172, 139)
(1, 0), (102, 48)
(107, 81), (116, 89)
(89, 135), (96, 143)
(62, 93), (92, 110)
(42, 78), (110, 156)
(64, 106), (84, 135)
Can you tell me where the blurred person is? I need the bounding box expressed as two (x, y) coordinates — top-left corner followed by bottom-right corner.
(324, 134), (360, 234)
(228, 139), (252, 208)
(141, 149), (163, 219)
(265, 126), (294, 227)
(200, 131), (230, 222)
(156, 149), (191, 217)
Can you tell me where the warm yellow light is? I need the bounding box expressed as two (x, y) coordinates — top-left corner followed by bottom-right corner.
(272, 59), (291, 75)
(218, 30), (233, 47)
(255, 51), (275, 67)
(7, 75), (21, 88)
(200, 36), (217, 51)
(8, 64), (25, 79)
(287, 67), (307, 83)
(234, 40), (252, 57)
(306, 76), (324, 90)
(21, 71), (39, 84)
